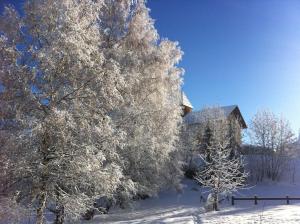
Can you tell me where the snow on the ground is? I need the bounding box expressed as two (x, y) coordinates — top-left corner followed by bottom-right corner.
(81, 158), (300, 224)
(83, 178), (300, 224)
(82, 179), (203, 224)
(199, 203), (300, 224)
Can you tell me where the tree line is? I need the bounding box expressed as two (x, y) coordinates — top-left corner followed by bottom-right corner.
(0, 0), (297, 222)
(0, 1), (183, 223)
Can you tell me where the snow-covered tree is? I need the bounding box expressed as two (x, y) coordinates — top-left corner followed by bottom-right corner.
(0, 2), (126, 223)
(99, 0), (183, 199)
(0, 0), (184, 223)
(250, 110), (294, 152)
(195, 108), (247, 211)
(196, 140), (247, 211)
(248, 110), (295, 181)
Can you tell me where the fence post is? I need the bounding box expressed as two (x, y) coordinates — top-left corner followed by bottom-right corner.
(254, 195), (258, 205)
(286, 196), (290, 205)
(231, 196), (234, 206)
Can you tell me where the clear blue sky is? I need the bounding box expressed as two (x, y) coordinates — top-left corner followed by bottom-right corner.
(1, 0), (300, 133)
(147, 0), (300, 133)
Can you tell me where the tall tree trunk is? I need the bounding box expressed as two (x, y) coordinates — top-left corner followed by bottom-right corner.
(36, 192), (47, 224)
(54, 186), (65, 224)
(213, 192), (218, 211)
(37, 131), (50, 224)
(54, 206), (64, 224)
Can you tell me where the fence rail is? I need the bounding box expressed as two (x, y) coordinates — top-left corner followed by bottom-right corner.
(231, 196), (300, 206)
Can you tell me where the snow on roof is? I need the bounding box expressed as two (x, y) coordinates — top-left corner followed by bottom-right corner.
(182, 92), (193, 109)
(184, 105), (247, 128)
(221, 105), (239, 117)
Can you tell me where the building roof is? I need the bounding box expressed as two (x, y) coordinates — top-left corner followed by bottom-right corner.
(220, 105), (239, 117)
(184, 105), (247, 129)
(181, 92), (193, 109)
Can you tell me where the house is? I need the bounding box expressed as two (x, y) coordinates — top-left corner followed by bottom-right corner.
(184, 105), (247, 129)
(183, 105), (247, 157)
(180, 90), (247, 129)
(181, 104), (247, 174)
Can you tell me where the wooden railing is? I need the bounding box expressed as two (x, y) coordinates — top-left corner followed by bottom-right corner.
(231, 196), (300, 206)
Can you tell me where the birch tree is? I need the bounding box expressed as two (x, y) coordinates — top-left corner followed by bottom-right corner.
(0, 0), (184, 222)
(0, 2), (126, 223)
(99, 0), (183, 199)
(248, 110), (295, 181)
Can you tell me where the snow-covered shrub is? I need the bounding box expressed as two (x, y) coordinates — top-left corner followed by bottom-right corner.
(245, 150), (296, 183)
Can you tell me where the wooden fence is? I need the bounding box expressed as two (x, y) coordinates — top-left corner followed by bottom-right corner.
(231, 196), (300, 206)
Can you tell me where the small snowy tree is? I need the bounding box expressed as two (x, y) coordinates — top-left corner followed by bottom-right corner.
(195, 108), (247, 211)
(196, 140), (247, 211)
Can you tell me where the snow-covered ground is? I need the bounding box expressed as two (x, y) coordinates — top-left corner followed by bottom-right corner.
(81, 159), (300, 224)
(80, 179), (300, 224)
(17, 160), (300, 224)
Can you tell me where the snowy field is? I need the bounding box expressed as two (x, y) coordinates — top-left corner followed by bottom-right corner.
(81, 179), (300, 224)
(81, 158), (300, 224)
(15, 160), (300, 224)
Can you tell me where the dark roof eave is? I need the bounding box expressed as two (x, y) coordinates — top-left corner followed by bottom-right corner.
(232, 106), (247, 129)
